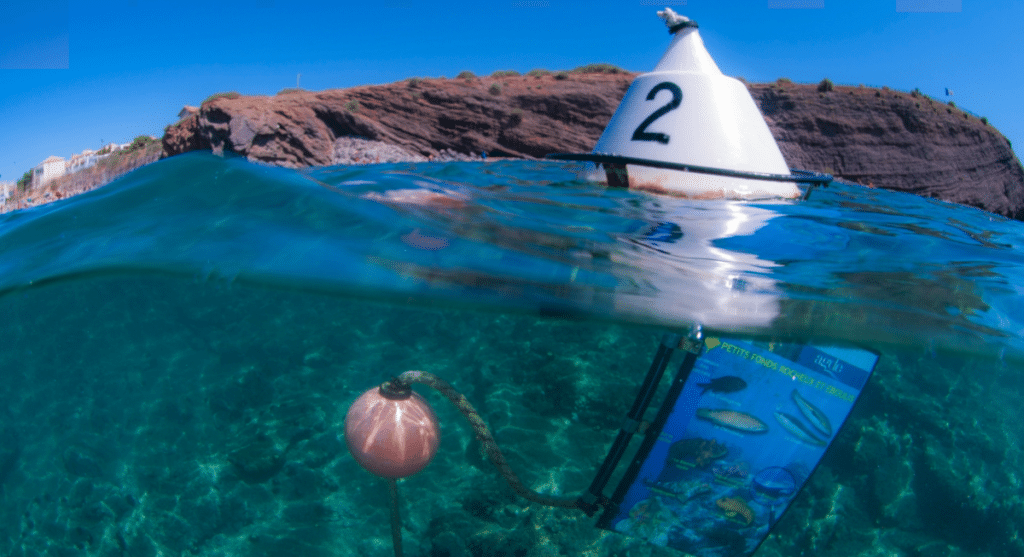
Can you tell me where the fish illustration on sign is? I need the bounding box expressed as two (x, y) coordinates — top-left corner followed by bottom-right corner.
(696, 408), (769, 434)
(668, 437), (728, 468)
(774, 411), (827, 447)
(791, 389), (833, 438)
(696, 375), (748, 395)
(712, 460), (750, 481)
(715, 496), (755, 525)
(752, 466), (798, 527)
(752, 467), (797, 500)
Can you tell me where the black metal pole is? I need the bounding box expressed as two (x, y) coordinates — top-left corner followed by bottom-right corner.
(576, 333), (681, 514)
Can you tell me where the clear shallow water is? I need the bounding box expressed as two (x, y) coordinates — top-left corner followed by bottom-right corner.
(0, 153), (1021, 556)
(3, 152), (1023, 358)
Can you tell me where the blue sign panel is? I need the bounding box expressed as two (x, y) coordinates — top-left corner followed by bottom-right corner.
(599, 337), (878, 556)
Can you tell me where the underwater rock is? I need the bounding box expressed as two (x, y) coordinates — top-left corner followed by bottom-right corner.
(851, 417), (919, 527)
(228, 436), (286, 483)
(0, 426), (19, 487)
(280, 501), (337, 525)
(62, 445), (105, 478)
(77, 501), (113, 523)
(176, 493), (227, 543)
(430, 530), (471, 557)
(427, 509), (483, 557)
(293, 432), (343, 470)
(767, 465), (875, 556)
(153, 510), (196, 554)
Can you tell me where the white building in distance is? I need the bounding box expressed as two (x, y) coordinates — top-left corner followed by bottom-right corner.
(32, 156), (67, 187)
(1, 181), (14, 202)
(66, 150), (99, 174)
(30, 143), (133, 188)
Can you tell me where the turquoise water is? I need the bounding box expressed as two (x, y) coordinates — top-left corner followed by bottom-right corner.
(0, 152), (1021, 556)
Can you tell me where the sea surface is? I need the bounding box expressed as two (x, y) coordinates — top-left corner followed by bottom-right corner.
(0, 152), (1021, 557)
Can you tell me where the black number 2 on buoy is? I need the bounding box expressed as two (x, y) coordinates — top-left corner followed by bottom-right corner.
(576, 8), (801, 198)
(631, 81), (682, 144)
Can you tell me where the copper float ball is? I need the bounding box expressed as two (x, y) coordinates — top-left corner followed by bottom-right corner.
(345, 385), (441, 479)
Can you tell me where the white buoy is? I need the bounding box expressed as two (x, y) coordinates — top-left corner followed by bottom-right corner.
(584, 9), (799, 199)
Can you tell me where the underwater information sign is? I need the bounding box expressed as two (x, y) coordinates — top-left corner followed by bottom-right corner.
(598, 337), (878, 556)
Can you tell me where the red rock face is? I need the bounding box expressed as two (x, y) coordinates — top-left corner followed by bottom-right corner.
(164, 73), (633, 167)
(162, 74), (1024, 220)
(753, 83), (1024, 220)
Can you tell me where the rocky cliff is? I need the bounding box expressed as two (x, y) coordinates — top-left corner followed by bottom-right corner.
(164, 71), (633, 166)
(163, 71), (1024, 219)
(753, 81), (1024, 219)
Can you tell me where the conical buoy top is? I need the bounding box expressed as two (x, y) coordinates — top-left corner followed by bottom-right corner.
(345, 384), (440, 479)
(651, 12), (720, 75)
(588, 9), (798, 199)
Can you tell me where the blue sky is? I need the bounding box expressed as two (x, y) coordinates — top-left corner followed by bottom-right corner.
(1, 0), (1021, 184)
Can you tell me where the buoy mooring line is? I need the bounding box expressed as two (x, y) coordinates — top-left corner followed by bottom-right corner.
(346, 370), (584, 557)
(381, 370), (582, 509)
